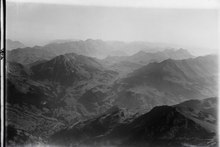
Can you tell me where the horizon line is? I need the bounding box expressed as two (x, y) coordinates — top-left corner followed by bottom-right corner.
(6, 0), (220, 9)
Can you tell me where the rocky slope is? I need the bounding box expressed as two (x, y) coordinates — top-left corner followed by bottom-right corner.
(112, 55), (218, 111)
(6, 53), (119, 146)
(50, 97), (217, 147)
(6, 62), (65, 146)
(175, 97), (217, 133)
(31, 53), (109, 85)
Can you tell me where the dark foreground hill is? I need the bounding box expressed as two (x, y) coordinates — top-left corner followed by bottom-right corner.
(49, 97), (217, 147)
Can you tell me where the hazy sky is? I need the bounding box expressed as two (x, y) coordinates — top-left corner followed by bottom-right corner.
(6, 1), (219, 55)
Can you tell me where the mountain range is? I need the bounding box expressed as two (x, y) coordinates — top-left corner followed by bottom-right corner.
(7, 39), (187, 65)
(5, 39), (218, 147)
(49, 97), (217, 147)
(6, 39), (26, 50)
(103, 48), (194, 65)
(7, 46), (56, 65)
(112, 55), (217, 111)
(102, 48), (194, 76)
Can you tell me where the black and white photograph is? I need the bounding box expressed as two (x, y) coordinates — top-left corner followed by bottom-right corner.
(2, 0), (219, 146)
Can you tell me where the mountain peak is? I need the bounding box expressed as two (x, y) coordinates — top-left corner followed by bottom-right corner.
(31, 53), (106, 85)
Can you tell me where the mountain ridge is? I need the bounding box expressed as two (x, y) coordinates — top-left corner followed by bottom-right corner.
(6, 39), (26, 50)
(50, 97), (217, 147)
(112, 54), (217, 111)
(30, 53), (116, 86)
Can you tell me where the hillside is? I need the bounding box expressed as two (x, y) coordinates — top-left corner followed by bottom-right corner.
(50, 97), (217, 147)
(31, 53), (106, 85)
(113, 55), (218, 111)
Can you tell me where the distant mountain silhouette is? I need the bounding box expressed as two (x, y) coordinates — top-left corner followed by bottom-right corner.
(6, 39), (26, 50)
(103, 49), (194, 76)
(7, 47), (56, 65)
(43, 39), (176, 58)
(103, 48), (193, 65)
(6, 39), (179, 65)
